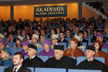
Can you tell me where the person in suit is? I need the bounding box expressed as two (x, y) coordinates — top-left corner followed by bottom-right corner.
(4, 52), (31, 72)
(58, 31), (68, 43)
(78, 31), (88, 45)
(7, 33), (16, 43)
(65, 29), (73, 38)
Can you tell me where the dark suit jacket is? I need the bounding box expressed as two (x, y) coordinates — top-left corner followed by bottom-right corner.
(81, 39), (88, 46)
(9, 38), (16, 43)
(4, 66), (31, 72)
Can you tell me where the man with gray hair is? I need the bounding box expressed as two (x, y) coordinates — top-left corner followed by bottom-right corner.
(45, 45), (76, 72)
(23, 44), (44, 67)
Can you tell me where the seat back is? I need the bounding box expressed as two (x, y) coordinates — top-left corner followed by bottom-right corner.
(35, 68), (66, 72)
(68, 69), (101, 72)
(37, 56), (49, 62)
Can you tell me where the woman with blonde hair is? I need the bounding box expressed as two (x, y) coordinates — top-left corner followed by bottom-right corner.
(39, 35), (45, 43)
(0, 49), (12, 66)
(64, 35), (84, 59)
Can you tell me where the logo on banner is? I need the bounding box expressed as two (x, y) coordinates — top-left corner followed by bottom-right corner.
(34, 5), (67, 17)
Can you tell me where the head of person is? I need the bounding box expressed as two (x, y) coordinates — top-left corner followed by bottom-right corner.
(59, 31), (65, 39)
(93, 30), (98, 36)
(3, 31), (8, 38)
(83, 30), (88, 38)
(17, 28), (21, 34)
(0, 34), (4, 41)
(78, 31), (84, 39)
(74, 27), (79, 33)
(32, 34), (39, 45)
(104, 26), (108, 34)
(13, 52), (24, 67)
(0, 39), (8, 50)
(96, 34), (103, 42)
(86, 28), (91, 35)
(86, 46), (95, 60)
(54, 45), (64, 60)
(21, 41), (29, 52)
(26, 33), (32, 40)
(24, 25), (29, 31)
(70, 35), (80, 49)
(89, 24), (93, 29)
(33, 28), (40, 35)
(50, 28), (57, 35)
(72, 24), (76, 30)
(44, 40), (51, 51)
(37, 25), (42, 30)
(27, 44), (37, 58)
(40, 35), (45, 42)
(8, 33), (14, 40)
(66, 29), (71, 37)
(41, 29), (46, 36)
(94, 40), (103, 51)
(51, 34), (58, 45)
(61, 25), (65, 32)
(21, 29), (26, 36)
(56, 27), (61, 34)
(0, 49), (11, 61)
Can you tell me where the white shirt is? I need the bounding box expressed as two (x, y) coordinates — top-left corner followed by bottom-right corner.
(87, 58), (94, 61)
(13, 65), (22, 72)
(29, 55), (36, 60)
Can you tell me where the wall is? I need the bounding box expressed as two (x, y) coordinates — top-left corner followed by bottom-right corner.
(14, 3), (78, 21)
(82, 5), (99, 20)
(0, 6), (10, 21)
(0, 3), (100, 21)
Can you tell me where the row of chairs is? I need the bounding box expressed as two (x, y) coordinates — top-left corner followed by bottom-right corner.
(10, 55), (105, 65)
(0, 66), (102, 72)
(8, 46), (108, 55)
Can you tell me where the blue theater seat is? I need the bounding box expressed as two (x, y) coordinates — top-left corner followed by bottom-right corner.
(37, 56), (49, 62)
(9, 47), (17, 55)
(58, 42), (67, 50)
(77, 56), (105, 66)
(101, 48), (107, 54)
(0, 66), (4, 72)
(35, 68), (66, 72)
(24, 55), (29, 60)
(27, 67), (34, 72)
(68, 69), (101, 72)
(17, 47), (23, 52)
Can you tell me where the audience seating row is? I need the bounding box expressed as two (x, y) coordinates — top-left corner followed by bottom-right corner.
(1, 66), (102, 72)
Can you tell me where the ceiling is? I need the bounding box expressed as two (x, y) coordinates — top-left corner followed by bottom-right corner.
(0, 0), (107, 6)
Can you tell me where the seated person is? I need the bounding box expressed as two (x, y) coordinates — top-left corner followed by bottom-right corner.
(94, 40), (108, 66)
(64, 35), (84, 59)
(0, 33), (4, 41)
(45, 45), (76, 71)
(38, 40), (54, 58)
(14, 35), (24, 47)
(58, 31), (68, 43)
(22, 44), (44, 67)
(19, 41), (29, 56)
(77, 46), (108, 72)
(0, 39), (11, 55)
(4, 52), (31, 72)
(39, 35), (45, 43)
(32, 34), (43, 48)
(51, 34), (59, 48)
(0, 49), (12, 67)
(65, 29), (73, 38)
(78, 31), (88, 45)
(7, 33), (16, 43)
